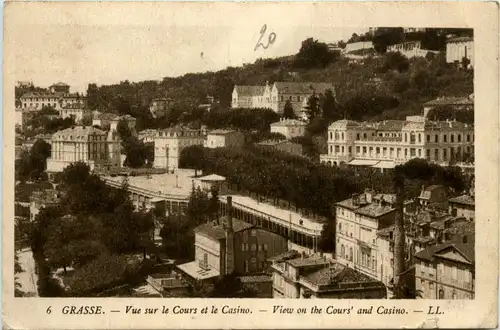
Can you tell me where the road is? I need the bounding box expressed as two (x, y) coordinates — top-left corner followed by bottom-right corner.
(16, 248), (38, 297)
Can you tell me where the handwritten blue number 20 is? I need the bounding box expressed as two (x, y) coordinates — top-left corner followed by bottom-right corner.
(254, 24), (276, 51)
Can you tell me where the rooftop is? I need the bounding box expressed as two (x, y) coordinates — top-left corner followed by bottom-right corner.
(197, 174), (226, 182)
(274, 82), (335, 94)
(234, 85), (265, 97)
(375, 120), (405, 131)
(287, 256), (329, 268)
(195, 217), (254, 241)
(102, 170), (196, 198)
(302, 263), (385, 289)
(414, 235), (475, 264)
(447, 36), (474, 43)
(356, 203), (395, 218)
(208, 129), (237, 135)
(53, 126), (106, 139)
(448, 194), (475, 206)
(424, 96), (474, 106)
(271, 119), (307, 127)
(267, 250), (301, 262)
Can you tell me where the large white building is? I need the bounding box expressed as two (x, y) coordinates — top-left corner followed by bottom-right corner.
(231, 81), (335, 116)
(204, 129), (245, 149)
(58, 104), (88, 123)
(153, 127), (204, 171)
(446, 36), (474, 68)
(270, 119), (307, 139)
(320, 117), (474, 170)
(46, 126), (121, 173)
(19, 83), (86, 111)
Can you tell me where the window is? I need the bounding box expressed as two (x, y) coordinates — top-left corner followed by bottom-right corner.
(363, 133), (367, 139)
(348, 146), (352, 154)
(451, 134), (454, 143)
(427, 135), (430, 143)
(341, 132), (344, 140)
(356, 133), (360, 140)
(451, 292), (457, 300)
(426, 149), (431, 159)
(439, 289), (445, 299)
(443, 134), (447, 142)
(341, 146), (344, 153)
(418, 133), (421, 143)
(297, 96), (301, 102)
(443, 149), (447, 160)
(330, 132), (332, 140)
(251, 230), (256, 236)
(203, 253), (208, 266)
(356, 146), (360, 154)
(434, 148), (439, 160)
(376, 147), (380, 154)
(435, 134), (439, 143)
(363, 146), (367, 154)
(458, 134), (461, 142)
(251, 244), (256, 251)
(418, 149), (421, 157)
(467, 134), (470, 142)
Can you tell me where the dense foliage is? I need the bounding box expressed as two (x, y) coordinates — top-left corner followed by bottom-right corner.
(117, 120), (154, 168)
(15, 139), (52, 182)
(29, 162), (155, 294)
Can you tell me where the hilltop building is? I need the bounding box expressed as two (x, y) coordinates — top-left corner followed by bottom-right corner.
(46, 126), (121, 173)
(20, 83), (86, 111)
(153, 127), (204, 171)
(320, 117), (474, 170)
(387, 41), (440, 59)
(270, 253), (386, 299)
(446, 36), (474, 68)
(231, 81), (336, 116)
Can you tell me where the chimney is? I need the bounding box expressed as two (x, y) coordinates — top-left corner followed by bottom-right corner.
(225, 196), (235, 275)
(226, 196), (233, 232)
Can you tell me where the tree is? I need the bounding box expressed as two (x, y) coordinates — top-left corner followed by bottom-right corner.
(383, 51), (410, 73)
(319, 219), (335, 252)
(461, 56), (471, 69)
(305, 94), (321, 121)
(294, 38), (335, 68)
(282, 100), (296, 119)
(320, 89), (338, 122)
(179, 145), (205, 176)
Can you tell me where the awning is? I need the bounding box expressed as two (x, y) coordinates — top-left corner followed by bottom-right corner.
(176, 261), (220, 281)
(348, 159), (379, 166)
(372, 160), (396, 169)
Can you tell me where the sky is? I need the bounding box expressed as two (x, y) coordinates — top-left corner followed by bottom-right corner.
(6, 3), (369, 93)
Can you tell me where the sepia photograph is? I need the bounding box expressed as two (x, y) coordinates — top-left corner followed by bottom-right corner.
(3, 2), (498, 329)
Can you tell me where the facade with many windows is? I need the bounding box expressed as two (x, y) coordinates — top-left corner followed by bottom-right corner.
(153, 127), (204, 170)
(414, 233), (475, 299)
(46, 126), (121, 172)
(320, 117), (474, 170)
(335, 192), (398, 282)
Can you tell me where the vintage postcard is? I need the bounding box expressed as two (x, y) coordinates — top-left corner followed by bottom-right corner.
(2, 1), (499, 329)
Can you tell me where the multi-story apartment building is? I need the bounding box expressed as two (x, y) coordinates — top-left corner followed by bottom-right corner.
(46, 126), (121, 173)
(153, 127), (204, 170)
(414, 233), (474, 299)
(270, 118), (307, 139)
(231, 82), (335, 116)
(58, 104), (88, 123)
(335, 191), (398, 281)
(446, 36), (474, 68)
(177, 196), (288, 282)
(270, 253), (386, 299)
(20, 83), (86, 111)
(320, 117), (474, 170)
(204, 129), (245, 149)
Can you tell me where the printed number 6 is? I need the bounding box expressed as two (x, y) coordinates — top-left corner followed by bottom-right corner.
(46, 306), (52, 314)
